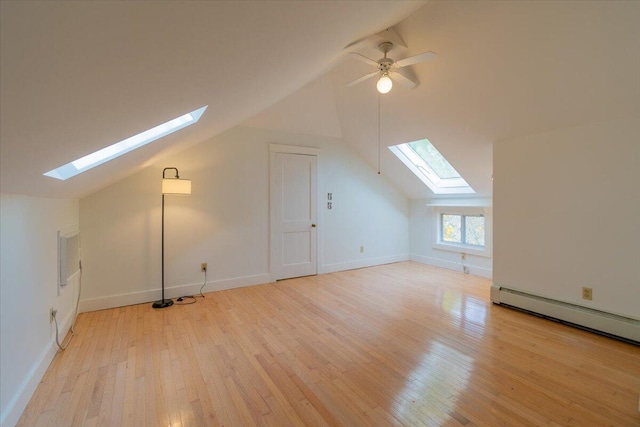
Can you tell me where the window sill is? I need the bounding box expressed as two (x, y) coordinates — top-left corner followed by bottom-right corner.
(433, 242), (491, 258)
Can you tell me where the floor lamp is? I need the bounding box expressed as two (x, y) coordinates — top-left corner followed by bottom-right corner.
(153, 167), (191, 309)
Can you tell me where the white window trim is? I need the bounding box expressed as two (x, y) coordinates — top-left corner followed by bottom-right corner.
(44, 106), (208, 180)
(389, 144), (474, 194)
(432, 206), (492, 258)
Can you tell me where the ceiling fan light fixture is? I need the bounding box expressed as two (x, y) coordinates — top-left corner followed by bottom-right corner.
(377, 74), (392, 94)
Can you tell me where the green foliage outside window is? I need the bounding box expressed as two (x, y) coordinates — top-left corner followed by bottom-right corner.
(408, 140), (460, 179)
(442, 214), (462, 243)
(441, 214), (485, 247)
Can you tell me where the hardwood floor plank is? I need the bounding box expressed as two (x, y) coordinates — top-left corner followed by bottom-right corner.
(16, 262), (640, 426)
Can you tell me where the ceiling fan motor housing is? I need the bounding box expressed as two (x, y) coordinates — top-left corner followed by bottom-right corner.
(377, 42), (394, 73)
(378, 58), (393, 73)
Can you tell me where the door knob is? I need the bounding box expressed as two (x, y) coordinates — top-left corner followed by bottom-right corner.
(311, 224), (316, 228)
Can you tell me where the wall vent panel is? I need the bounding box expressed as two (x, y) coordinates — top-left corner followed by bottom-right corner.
(58, 229), (80, 292)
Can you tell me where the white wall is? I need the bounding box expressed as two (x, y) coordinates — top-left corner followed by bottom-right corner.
(409, 199), (493, 278)
(494, 116), (640, 319)
(79, 126), (409, 311)
(318, 137), (409, 272)
(0, 194), (79, 427)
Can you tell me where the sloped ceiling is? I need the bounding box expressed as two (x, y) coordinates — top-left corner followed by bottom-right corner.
(2, 1), (639, 200)
(242, 75), (343, 139)
(244, 1), (640, 199)
(0, 0), (423, 198)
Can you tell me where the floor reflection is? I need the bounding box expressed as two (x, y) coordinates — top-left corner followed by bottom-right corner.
(441, 289), (487, 333)
(393, 341), (474, 424)
(440, 290), (487, 325)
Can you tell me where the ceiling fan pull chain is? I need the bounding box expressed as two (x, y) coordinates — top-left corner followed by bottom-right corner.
(378, 93), (381, 175)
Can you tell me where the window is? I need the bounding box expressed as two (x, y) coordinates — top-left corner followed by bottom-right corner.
(441, 214), (485, 247)
(432, 206), (492, 257)
(44, 105), (208, 180)
(389, 138), (474, 194)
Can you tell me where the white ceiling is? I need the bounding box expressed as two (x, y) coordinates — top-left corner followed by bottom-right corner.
(0, 0), (423, 198)
(2, 1), (639, 200)
(246, 0), (640, 199)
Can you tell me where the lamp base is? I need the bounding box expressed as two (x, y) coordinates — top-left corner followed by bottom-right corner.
(152, 299), (174, 309)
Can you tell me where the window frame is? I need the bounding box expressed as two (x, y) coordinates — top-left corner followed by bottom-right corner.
(432, 206), (492, 257)
(440, 213), (485, 246)
(44, 106), (207, 180)
(388, 140), (475, 194)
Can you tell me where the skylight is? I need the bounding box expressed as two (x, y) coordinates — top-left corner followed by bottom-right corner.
(44, 106), (208, 180)
(389, 138), (474, 194)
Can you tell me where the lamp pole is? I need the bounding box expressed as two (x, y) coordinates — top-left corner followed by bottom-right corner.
(153, 167), (185, 309)
(161, 191), (168, 305)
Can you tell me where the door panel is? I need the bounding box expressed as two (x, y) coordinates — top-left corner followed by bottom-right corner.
(282, 232), (311, 265)
(271, 152), (317, 280)
(282, 159), (311, 222)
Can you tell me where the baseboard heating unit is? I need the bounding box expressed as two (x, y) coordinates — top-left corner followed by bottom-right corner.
(490, 285), (640, 345)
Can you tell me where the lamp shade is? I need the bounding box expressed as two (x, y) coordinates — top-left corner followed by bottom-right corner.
(376, 74), (392, 94)
(162, 178), (191, 195)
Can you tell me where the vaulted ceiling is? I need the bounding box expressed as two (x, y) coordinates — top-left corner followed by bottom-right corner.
(0, 1), (423, 198)
(2, 1), (639, 200)
(244, 1), (640, 199)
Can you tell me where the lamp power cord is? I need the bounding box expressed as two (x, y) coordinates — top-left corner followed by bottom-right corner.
(175, 269), (207, 305)
(52, 260), (83, 351)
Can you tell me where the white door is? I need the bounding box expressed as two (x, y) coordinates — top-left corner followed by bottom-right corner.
(270, 151), (317, 281)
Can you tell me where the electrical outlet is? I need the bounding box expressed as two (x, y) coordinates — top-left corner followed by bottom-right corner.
(50, 307), (56, 323)
(582, 287), (593, 300)
(360, 246), (364, 253)
(201, 262), (208, 272)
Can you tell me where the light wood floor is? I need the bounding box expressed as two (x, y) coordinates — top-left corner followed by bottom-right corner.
(18, 262), (640, 426)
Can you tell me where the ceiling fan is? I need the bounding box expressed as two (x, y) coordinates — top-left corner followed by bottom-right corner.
(347, 42), (436, 94)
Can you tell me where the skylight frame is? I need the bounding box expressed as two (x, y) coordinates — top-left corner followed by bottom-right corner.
(44, 106), (208, 181)
(389, 139), (475, 194)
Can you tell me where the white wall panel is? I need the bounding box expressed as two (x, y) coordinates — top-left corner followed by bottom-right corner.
(0, 195), (78, 426)
(80, 126), (409, 309)
(493, 116), (640, 320)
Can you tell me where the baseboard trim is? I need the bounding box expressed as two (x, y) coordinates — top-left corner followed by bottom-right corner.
(491, 284), (640, 343)
(410, 254), (493, 278)
(319, 254), (410, 275)
(0, 309), (74, 427)
(79, 273), (272, 313)
(81, 256), (415, 312)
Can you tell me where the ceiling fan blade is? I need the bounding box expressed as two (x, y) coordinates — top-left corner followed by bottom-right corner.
(346, 71), (379, 87)
(395, 51), (436, 68)
(390, 70), (417, 88)
(348, 52), (379, 67)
